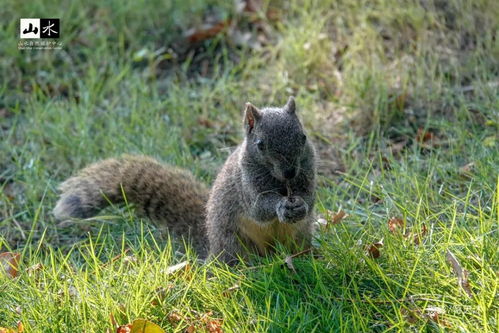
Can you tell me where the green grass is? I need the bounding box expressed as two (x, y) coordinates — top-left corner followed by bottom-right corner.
(1, 0), (498, 331)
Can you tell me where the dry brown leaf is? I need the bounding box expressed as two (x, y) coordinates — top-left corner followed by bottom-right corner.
(185, 20), (232, 44)
(446, 250), (473, 298)
(185, 325), (196, 333)
(388, 217), (404, 233)
(328, 210), (348, 225)
(426, 312), (452, 328)
(199, 312), (223, 333)
(167, 311), (184, 324)
(367, 240), (384, 259)
(206, 319), (223, 333)
(416, 128), (435, 143)
(424, 306), (451, 327)
(403, 306), (451, 327)
(116, 324), (132, 333)
(413, 224), (428, 245)
(428, 312), (452, 328)
(0, 252), (21, 278)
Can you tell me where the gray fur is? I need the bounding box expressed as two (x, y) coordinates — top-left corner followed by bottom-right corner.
(206, 96), (316, 264)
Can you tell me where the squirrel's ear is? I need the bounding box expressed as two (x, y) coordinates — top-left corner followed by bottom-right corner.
(285, 96), (296, 114)
(244, 102), (261, 133)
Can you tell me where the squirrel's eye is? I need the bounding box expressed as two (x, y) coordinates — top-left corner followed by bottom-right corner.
(256, 139), (264, 150)
(301, 134), (307, 143)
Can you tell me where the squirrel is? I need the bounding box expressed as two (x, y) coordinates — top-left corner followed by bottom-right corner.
(53, 96), (317, 264)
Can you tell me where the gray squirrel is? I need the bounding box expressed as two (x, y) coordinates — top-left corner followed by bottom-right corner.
(53, 96), (317, 264)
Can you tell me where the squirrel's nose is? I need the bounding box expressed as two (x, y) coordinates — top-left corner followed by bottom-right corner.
(283, 168), (297, 179)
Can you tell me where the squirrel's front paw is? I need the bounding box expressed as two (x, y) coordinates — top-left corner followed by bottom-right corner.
(276, 196), (308, 223)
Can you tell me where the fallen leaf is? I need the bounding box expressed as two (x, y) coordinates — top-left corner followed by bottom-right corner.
(206, 319), (223, 333)
(0, 322), (24, 333)
(116, 324), (132, 333)
(0, 252), (21, 278)
(164, 261), (190, 275)
(128, 319), (165, 333)
(388, 217), (404, 233)
(185, 20), (232, 44)
(367, 240), (384, 259)
(413, 224), (428, 245)
(167, 311), (184, 324)
(458, 162), (475, 178)
(328, 210), (348, 225)
(446, 250), (473, 298)
(185, 325), (196, 333)
(116, 319), (165, 333)
(427, 312), (452, 328)
(0, 328), (17, 333)
(416, 128), (434, 143)
(198, 312), (223, 333)
(403, 306), (451, 327)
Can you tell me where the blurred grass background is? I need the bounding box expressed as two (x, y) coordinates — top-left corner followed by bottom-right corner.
(0, 0), (498, 331)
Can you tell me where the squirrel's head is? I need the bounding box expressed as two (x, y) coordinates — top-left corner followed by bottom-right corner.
(242, 96), (310, 181)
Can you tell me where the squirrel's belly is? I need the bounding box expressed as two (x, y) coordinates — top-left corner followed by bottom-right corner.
(238, 217), (303, 255)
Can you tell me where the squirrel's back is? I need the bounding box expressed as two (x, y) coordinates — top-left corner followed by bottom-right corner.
(54, 155), (209, 255)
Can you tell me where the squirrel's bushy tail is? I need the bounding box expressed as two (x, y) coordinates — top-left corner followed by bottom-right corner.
(53, 155), (209, 254)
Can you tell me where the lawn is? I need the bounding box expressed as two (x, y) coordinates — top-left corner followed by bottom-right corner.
(1, 0), (498, 331)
